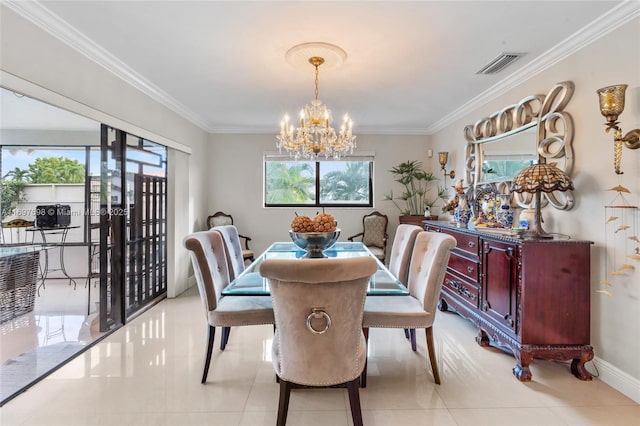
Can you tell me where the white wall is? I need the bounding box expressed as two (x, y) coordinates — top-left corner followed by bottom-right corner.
(207, 133), (433, 256)
(167, 148), (193, 297)
(431, 18), (640, 400)
(9, 184), (85, 242)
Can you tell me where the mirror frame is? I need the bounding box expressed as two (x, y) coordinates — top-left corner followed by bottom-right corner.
(463, 81), (575, 212)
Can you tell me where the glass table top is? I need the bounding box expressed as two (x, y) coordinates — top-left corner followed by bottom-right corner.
(222, 242), (409, 296)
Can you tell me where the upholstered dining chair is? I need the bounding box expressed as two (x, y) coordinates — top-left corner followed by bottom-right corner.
(362, 231), (456, 386)
(207, 211), (254, 262)
(387, 224), (423, 344)
(213, 225), (246, 281)
(212, 225), (250, 350)
(388, 224), (423, 285)
(260, 256), (378, 426)
(347, 211), (389, 264)
(183, 229), (274, 384)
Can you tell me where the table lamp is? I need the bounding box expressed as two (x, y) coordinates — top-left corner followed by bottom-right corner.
(511, 163), (574, 239)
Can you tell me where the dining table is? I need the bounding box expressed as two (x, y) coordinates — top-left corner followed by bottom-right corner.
(222, 241), (409, 296)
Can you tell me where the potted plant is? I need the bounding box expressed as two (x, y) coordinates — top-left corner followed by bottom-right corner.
(384, 160), (447, 226)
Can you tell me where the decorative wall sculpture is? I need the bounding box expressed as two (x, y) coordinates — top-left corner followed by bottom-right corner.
(600, 184), (639, 296)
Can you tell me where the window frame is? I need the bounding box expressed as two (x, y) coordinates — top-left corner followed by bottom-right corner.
(264, 154), (374, 208)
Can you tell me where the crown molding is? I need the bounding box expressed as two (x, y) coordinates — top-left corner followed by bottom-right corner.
(3, 0), (211, 132)
(426, 0), (640, 134)
(5, 1), (637, 137)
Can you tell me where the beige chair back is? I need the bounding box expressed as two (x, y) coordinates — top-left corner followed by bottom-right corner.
(183, 229), (231, 313)
(408, 231), (457, 312)
(387, 224), (422, 285)
(260, 257), (377, 386)
(213, 225), (245, 281)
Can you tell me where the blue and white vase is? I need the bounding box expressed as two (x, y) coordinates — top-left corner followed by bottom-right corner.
(455, 193), (472, 228)
(496, 194), (514, 229)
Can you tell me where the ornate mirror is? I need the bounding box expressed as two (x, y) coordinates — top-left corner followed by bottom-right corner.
(463, 81), (575, 214)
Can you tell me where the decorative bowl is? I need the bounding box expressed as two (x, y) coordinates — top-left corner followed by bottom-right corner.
(289, 229), (341, 258)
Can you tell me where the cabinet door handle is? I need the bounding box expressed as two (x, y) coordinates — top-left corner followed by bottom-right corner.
(468, 241), (475, 248)
(467, 266), (474, 274)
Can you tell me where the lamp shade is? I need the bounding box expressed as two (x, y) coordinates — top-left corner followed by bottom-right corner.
(438, 152), (449, 168)
(596, 84), (627, 123)
(511, 163), (574, 194)
(511, 163), (573, 239)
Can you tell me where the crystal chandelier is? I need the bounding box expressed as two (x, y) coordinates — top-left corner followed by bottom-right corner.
(277, 55), (356, 160)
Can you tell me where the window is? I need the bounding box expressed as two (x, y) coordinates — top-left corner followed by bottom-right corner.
(481, 155), (535, 183)
(264, 155), (373, 208)
(1, 146), (98, 243)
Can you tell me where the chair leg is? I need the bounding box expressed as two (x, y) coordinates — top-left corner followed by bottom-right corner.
(202, 325), (216, 384)
(360, 328), (369, 388)
(276, 379), (292, 426)
(220, 326), (231, 350)
(346, 378), (364, 426)
(425, 326), (440, 384)
(410, 328), (417, 351)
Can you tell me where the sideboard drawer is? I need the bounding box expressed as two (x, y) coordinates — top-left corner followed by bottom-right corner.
(441, 228), (479, 257)
(443, 271), (479, 309)
(448, 253), (479, 282)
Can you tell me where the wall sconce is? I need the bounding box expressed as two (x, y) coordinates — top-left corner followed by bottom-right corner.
(596, 84), (640, 175)
(438, 152), (456, 181)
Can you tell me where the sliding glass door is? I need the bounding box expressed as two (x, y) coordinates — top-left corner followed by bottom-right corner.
(98, 125), (167, 331)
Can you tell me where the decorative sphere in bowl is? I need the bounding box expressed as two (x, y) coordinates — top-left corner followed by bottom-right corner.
(289, 229), (341, 258)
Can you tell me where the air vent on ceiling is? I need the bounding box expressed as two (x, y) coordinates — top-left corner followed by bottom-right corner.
(476, 52), (524, 75)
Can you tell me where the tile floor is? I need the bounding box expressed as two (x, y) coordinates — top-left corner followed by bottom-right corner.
(1, 286), (638, 426)
(1, 277), (104, 404)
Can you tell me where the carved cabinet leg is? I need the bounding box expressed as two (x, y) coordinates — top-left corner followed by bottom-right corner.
(571, 346), (594, 381)
(438, 298), (449, 312)
(512, 348), (533, 382)
(475, 330), (490, 347)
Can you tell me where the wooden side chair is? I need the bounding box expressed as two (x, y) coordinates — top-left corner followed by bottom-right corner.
(347, 211), (389, 264)
(207, 211), (254, 262)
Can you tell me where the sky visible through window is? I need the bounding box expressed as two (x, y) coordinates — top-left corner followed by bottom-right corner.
(1, 147), (100, 177)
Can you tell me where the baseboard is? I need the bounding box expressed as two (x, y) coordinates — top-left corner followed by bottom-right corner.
(188, 275), (196, 289)
(592, 356), (640, 404)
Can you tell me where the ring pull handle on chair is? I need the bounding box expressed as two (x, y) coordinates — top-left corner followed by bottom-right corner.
(306, 308), (331, 334)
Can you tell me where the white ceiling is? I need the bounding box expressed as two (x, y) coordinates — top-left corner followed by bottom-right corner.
(3, 1), (636, 135)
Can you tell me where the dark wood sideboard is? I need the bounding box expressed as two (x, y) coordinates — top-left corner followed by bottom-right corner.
(424, 221), (594, 381)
